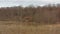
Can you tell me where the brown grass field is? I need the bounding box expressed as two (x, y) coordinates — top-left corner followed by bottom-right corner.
(0, 21), (60, 34)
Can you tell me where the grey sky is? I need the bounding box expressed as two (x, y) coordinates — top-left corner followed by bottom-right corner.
(0, 0), (60, 7)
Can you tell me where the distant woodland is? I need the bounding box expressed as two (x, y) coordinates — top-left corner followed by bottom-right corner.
(0, 4), (60, 24)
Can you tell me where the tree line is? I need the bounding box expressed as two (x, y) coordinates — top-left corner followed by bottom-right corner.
(0, 4), (60, 24)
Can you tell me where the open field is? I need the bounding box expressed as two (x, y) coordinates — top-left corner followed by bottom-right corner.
(0, 21), (60, 34)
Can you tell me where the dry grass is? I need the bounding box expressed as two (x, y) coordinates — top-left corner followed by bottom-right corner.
(0, 21), (60, 34)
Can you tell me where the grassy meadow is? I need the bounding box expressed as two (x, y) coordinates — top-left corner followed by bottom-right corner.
(0, 21), (59, 34)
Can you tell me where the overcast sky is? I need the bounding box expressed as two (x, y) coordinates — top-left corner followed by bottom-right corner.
(0, 0), (60, 7)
